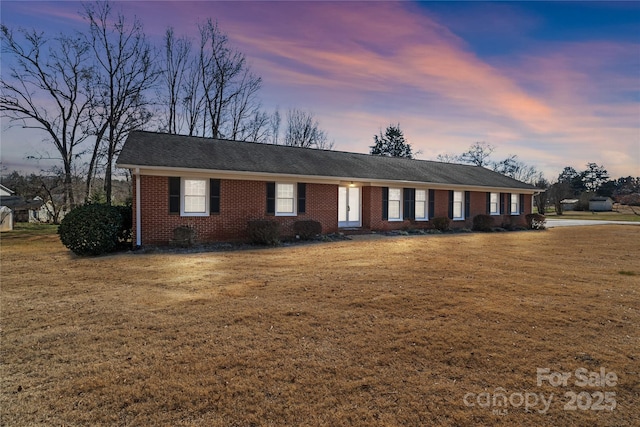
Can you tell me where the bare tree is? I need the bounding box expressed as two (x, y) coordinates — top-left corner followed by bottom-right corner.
(197, 20), (263, 140)
(436, 153), (459, 163)
(1, 26), (93, 209)
(83, 1), (158, 204)
(492, 154), (541, 184)
(242, 110), (270, 143)
(269, 109), (281, 144)
(547, 181), (573, 215)
(284, 108), (333, 149)
(161, 27), (191, 134)
(533, 177), (549, 214)
(227, 68), (264, 140)
(459, 142), (495, 167)
(182, 55), (205, 136)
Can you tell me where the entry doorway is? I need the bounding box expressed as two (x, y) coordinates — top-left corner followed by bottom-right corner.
(338, 186), (361, 228)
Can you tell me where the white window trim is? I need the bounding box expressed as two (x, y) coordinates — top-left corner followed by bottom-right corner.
(510, 193), (520, 215)
(415, 189), (429, 221)
(388, 188), (402, 221)
(453, 191), (464, 221)
(275, 182), (297, 217)
(489, 192), (500, 216)
(181, 178), (209, 217)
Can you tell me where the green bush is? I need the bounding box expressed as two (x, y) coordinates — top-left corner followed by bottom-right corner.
(431, 217), (451, 232)
(293, 220), (322, 240)
(58, 204), (129, 256)
(472, 214), (495, 232)
(525, 213), (546, 230)
(247, 220), (280, 245)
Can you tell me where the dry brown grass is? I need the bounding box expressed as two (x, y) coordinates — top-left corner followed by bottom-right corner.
(1, 225), (639, 426)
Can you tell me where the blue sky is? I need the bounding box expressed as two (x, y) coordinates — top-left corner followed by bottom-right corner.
(1, 1), (639, 179)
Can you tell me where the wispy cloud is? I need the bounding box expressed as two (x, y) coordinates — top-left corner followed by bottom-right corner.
(1, 1), (637, 177)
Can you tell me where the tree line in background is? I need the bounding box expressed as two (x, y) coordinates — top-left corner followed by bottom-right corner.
(1, 0), (331, 209)
(368, 126), (639, 215)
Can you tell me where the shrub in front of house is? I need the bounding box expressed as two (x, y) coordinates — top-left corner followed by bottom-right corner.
(247, 220), (280, 245)
(472, 214), (495, 232)
(525, 213), (546, 230)
(501, 216), (517, 231)
(293, 220), (322, 240)
(58, 203), (130, 256)
(431, 217), (451, 232)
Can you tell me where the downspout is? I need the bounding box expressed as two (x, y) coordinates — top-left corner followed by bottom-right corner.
(135, 168), (141, 247)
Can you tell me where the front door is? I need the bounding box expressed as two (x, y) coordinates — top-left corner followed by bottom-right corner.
(338, 186), (361, 228)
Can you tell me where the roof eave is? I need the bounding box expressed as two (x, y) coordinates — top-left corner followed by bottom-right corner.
(116, 163), (539, 194)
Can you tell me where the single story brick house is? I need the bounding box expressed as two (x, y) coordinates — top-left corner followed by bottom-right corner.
(116, 131), (539, 246)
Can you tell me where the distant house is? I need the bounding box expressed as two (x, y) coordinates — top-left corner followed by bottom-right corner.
(0, 206), (13, 231)
(0, 184), (13, 197)
(116, 131), (539, 247)
(0, 189), (45, 223)
(589, 197), (613, 212)
(560, 198), (579, 211)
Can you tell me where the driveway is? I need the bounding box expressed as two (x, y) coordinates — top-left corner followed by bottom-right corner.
(546, 219), (640, 228)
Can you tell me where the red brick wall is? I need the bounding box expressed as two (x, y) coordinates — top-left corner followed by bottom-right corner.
(134, 176), (339, 245)
(132, 176), (531, 245)
(361, 187), (530, 231)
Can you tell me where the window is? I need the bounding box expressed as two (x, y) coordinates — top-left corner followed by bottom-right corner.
(489, 192), (500, 215)
(388, 188), (402, 220)
(415, 189), (428, 220)
(453, 191), (464, 220)
(169, 177), (219, 216)
(183, 179), (208, 215)
(510, 193), (520, 215)
(276, 183), (295, 216)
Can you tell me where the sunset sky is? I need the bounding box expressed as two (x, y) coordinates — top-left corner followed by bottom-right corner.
(1, 1), (639, 179)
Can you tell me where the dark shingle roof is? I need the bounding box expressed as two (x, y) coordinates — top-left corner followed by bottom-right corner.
(117, 131), (537, 191)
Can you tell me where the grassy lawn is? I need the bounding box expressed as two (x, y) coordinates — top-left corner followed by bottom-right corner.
(1, 225), (638, 426)
(542, 204), (640, 222)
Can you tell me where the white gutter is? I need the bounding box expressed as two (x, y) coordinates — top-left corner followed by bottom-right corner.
(135, 168), (141, 247)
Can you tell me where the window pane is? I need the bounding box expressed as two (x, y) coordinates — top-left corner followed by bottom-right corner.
(416, 202), (426, 219)
(416, 190), (426, 202)
(277, 183), (294, 198)
(453, 202), (462, 219)
(389, 188), (401, 201)
(454, 191), (463, 202)
(183, 179), (207, 213)
(185, 179), (206, 196)
(338, 187), (347, 222)
(277, 198), (294, 213)
(389, 201), (400, 219)
(185, 195), (205, 213)
(490, 193), (499, 214)
(511, 194), (519, 214)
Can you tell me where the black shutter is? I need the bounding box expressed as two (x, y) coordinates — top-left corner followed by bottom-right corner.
(500, 192), (506, 215)
(297, 183), (306, 214)
(486, 192), (491, 215)
(428, 189), (435, 219)
(266, 182), (276, 215)
(465, 191), (471, 219)
(382, 187), (389, 220)
(210, 179), (220, 214)
(448, 190), (454, 219)
(403, 188), (415, 220)
(169, 177), (180, 214)
(520, 194), (525, 214)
